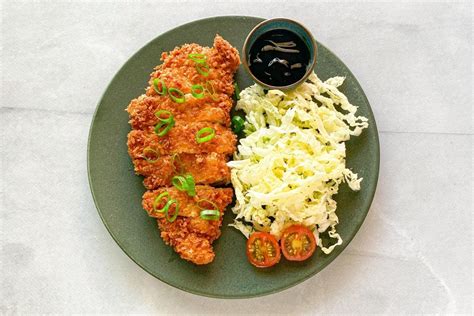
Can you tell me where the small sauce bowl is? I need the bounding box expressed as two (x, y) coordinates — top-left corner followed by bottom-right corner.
(242, 18), (317, 90)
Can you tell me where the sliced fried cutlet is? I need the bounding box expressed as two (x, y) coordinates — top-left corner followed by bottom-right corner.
(160, 35), (240, 75)
(126, 94), (232, 130)
(157, 219), (216, 265)
(142, 186), (233, 219)
(127, 122), (236, 157)
(133, 152), (230, 189)
(126, 34), (239, 265)
(145, 35), (240, 97)
(143, 186), (233, 265)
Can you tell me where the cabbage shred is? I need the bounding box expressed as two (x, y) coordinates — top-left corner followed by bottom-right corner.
(228, 72), (369, 254)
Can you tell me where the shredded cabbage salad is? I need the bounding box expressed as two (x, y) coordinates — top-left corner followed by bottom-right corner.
(228, 72), (369, 254)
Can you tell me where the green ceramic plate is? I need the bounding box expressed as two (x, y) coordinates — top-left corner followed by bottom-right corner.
(88, 16), (379, 298)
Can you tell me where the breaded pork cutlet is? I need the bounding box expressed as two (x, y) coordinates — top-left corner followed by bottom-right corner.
(145, 35), (240, 97)
(127, 94), (232, 130)
(157, 219), (215, 265)
(142, 187), (233, 265)
(142, 186), (232, 220)
(133, 152), (230, 189)
(128, 35), (239, 131)
(126, 35), (240, 265)
(127, 122), (236, 157)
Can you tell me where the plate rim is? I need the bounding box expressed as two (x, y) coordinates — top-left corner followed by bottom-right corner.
(87, 15), (380, 299)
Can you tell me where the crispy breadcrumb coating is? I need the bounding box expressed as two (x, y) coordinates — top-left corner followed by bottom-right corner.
(142, 186), (233, 219)
(145, 35), (240, 97)
(133, 152), (230, 189)
(127, 122), (236, 157)
(158, 219), (216, 265)
(127, 94), (232, 130)
(126, 35), (239, 265)
(146, 186), (233, 265)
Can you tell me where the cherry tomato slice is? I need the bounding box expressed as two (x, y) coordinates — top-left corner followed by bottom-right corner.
(280, 225), (317, 261)
(246, 232), (281, 268)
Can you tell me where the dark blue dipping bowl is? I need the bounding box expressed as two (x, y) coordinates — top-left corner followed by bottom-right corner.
(242, 18), (318, 90)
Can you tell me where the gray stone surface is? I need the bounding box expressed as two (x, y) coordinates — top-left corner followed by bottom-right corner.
(1, 1), (472, 314)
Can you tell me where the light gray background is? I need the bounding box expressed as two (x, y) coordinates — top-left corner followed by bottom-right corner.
(1, 0), (472, 314)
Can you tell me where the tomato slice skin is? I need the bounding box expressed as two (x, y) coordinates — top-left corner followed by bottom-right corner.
(280, 225), (317, 261)
(246, 232), (281, 268)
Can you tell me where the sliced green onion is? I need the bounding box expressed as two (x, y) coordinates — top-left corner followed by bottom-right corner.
(195, 63), (209, 77)
(188, 53), (207, 64)
(195, 127), (215, 143)
(196, 199), (219, 212)
(152, 192), (170, 214)
(153, 78), (167, 95)
(233, 82), (240, 100)
(197, 198), (220, 220)
(191, 84), (205, 99)
(231, 116), (245, 134)
(184, 174), (196, 197)
(197, 198), (221, 221)
(204, 81), (218, 101)
(164, 199), (179, 222)
(142, 146), (159, 163)
(172, 175), (188, 191)
(199, 210), (220, 221)
(154, 118), (175, 137)
(154, 110), (173, 122)
(168, 88), (185, 103)
(153, 110), (175, 136)
(171, 153), (184, 174)
(171, 174), (196, 197)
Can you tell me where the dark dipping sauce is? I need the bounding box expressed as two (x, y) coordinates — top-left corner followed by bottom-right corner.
(248, 29), (310, 87)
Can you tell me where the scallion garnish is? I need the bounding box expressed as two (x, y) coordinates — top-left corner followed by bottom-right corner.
(163, 199), (179, 222)
(155, 110), (173, 122)
(168, 88), (185, 103)
(197, 199), (220, 220)
(154, 118), (175, 136)
(154, 110), (175, 136)
(142, 146), (159, 163)
(195, 63), (210, 77)
(199, 210), (220, 221)
(153, 78), (167, 95)
(196, 199), (219, 212)
(184, 174), (196, 197)
(171, 153), (184, 174)
(171, 174), (196, 197)
(152, 192), (170, 214)
(233, 82), (240, 100)
(188, 52), (210, 76)
(204, 81), (218, 101)
(171, 175), (187, 191)
(195, 127), (215, 143)
(191, 84), (205, 99)
(231, 116), (245, 134)
(188, 53), (207, 64)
